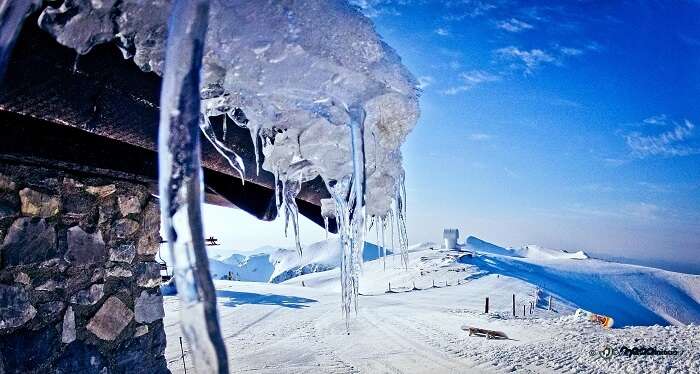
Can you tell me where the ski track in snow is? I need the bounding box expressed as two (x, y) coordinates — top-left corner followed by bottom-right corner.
(164, 245), (699, 373)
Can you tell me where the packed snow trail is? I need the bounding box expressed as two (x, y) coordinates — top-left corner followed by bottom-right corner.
(164, 277), (698, 373)
(157, 0), (228, 371)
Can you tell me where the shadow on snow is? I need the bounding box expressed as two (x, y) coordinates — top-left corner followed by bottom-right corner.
(216, 290), (317, 309)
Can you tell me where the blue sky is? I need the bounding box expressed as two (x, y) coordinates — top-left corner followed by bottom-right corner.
(204, 0), (699, 270)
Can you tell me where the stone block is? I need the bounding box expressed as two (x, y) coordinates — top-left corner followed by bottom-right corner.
(86, 296), (133, 341)
(0, 173), (16, 191)
(14, 272), (30, 285)
(118, 194), (143, 217)
(36, 279), (65, 292)
(61, 306), (76, 344)
(134, 324), (149, 337)
(65, 226), (106, 265)
(54, 341), (106, 374)
(114, 218), (139, 239)
(37, 301), (66, 324)
(109, 243), (136, 263)
(19, 188), (60, 217)
(86, 184), (116, 198)
(134, 291), (164, 323)
(0, 284), (36, 331)
(137, 200), (161, 255)
(106, 266), (133, 278)
(0, 326), (59, 372)
(1, 217), (57, 266)
(135, 262), (161, 288)
(70, 283), (104, 305)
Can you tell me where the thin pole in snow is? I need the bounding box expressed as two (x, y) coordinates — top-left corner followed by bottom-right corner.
(548, 296), (552, 311)
(179, 336), (187, 374)
(523, 304), (526, 317)
(484, 297), (489, 314)
(512, 294), (516, 317)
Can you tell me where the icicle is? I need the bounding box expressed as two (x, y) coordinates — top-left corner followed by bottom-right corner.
(250, 123), (261, 175)
(325, 178), (355, 328)
(348, 104), (367, 320)
(273, 165), (281, 211)
(277, 160), (309, 255)
(222, 113), (228, 141)
(199, 114), (245, 182)
(394, 172), (409, 269)
(72, 53), (80, 73)
(379, 215), (386, 270)
(0, 0), (38, 80)
(284, 177), (302, 255)
(321, 198), (335, 241)
(321, 104), (367, 331)
(375, 216), (380, 259)
(282, 177), (289, 237)
(389, 208), (395, 266)
(157, 0), (228, 372)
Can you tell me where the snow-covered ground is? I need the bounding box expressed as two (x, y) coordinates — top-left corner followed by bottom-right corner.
(163, 240), (699, 373)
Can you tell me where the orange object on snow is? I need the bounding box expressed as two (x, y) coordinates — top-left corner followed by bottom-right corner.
(575, 308), (614, 328)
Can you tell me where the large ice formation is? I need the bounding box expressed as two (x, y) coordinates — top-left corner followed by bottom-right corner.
(35, 0), (418, 336)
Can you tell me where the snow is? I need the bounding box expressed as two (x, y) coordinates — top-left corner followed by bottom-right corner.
(466, 236), (589, 260)
(160, 239), (383, 283)
(38, 0), (419, 221)
(163, 238), (700, 373)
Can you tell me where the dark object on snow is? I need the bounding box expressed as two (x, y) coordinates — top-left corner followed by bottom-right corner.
(461, 325), (509, 340)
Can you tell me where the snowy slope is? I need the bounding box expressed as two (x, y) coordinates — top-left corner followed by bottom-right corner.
(164, 245), (700, 373)
(465, 236), (589, 260)
(212, 239), (384, 283)
(207, 258), (240, 280)
(287, 238), (700, 327)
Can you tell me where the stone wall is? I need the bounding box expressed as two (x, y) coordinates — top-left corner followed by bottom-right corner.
(0, 161), (168, 373)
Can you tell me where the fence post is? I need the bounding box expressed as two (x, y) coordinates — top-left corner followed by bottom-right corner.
(388, 282), (391, 292)
(485, 297), (489, 313)
(512, 294), (516, 317)
(523, 304), (526, 317)
(548, 296), (552, 311)
(179, 336), (187, 374)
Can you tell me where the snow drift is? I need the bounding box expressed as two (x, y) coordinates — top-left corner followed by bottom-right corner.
(290, 237), (700, 327)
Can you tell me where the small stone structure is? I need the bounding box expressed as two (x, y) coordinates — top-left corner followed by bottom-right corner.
(0, 161), (168, 373)
(443, 228), (460, 250)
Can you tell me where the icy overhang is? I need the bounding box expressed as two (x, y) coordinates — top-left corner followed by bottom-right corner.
(38, 0), (420, 219)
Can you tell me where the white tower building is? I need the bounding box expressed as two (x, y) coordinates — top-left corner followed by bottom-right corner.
(443, 228), (459, 249)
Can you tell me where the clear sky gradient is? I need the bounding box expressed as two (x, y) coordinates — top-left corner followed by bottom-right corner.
(202, 1), (700, 271)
